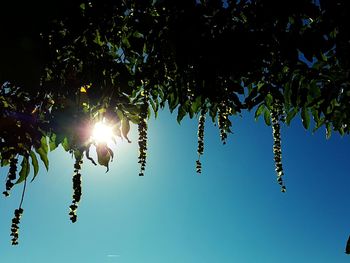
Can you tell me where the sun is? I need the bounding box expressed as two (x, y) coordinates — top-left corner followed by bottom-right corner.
(91, 120), (114, 144)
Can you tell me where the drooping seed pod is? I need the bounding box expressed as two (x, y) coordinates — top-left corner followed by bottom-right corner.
(270, 100), (286, 192)
(3, 157), (18, 197)
(196, 109), (206, 174)
(69, 156), (83, 223)
(138, 90), (149, 176)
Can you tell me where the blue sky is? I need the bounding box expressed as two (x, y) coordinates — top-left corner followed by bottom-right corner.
(1, 109), (350, 263)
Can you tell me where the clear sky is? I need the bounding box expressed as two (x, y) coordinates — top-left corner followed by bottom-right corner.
(1, 109), (350, 263)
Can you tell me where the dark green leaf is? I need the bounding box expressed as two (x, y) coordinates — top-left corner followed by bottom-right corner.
(264, 108), (271, 126)
(301, 107), (310, 129)
(191, 96), (202, 114)
(346, 235), (350, 254)
(326, 122), (332, 139)
(265, 94), (273, 109)
(254, 104), (265, 121)
(133, 31), (144, 38)
(284, 82), (292, 111)
(286, 108), (298, 125)
(177, 105), (187, 124)
(36, 137), (49, 171)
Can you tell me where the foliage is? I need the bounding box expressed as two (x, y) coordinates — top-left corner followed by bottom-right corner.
(1, 0), (350, 248)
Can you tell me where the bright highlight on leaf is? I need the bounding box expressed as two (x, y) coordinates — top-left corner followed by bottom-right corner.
(91, 121), (114, 144)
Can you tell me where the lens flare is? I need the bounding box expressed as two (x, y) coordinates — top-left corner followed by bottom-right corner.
(91, 121), (114, 144)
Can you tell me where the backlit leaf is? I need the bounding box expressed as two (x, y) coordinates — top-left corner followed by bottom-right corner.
(121, 116), (131, 143)
(16, 156), (30, 184)
(29, 151), (39, 181)
(36, 137), (49, 171)
(96, 144), (111, 172)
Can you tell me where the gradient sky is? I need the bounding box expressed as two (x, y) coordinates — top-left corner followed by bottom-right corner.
(1, 109), (350, 263)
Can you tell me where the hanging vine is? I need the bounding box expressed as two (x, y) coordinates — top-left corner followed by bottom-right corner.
(270, 100), (286, 192)
(196, 108), (206, 174)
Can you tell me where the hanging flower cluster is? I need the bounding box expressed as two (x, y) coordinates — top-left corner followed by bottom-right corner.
(9, 178), (27, 245)
(3, 157), (18, 197)
(10, 208), (23, 245)
(138, 90), (149, 176)
(218, 102), (230, 144)
(196, 109), (206, 173)
(69, 156), (83, 223)
(270, 100), (286, 192)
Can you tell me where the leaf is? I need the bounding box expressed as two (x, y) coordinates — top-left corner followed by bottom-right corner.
(149, 97), (158, 118)
(346, 235), (350, 254)
(257, 81), (265, 92)
(122, 37), (131, 48)
(94, 29), (103, 46)
(286, 108), (298, 125)
(96, 144), (111, 172)
(284, 82), (292, 111)
(191, 96), (202, 114)
(177, 104), (187, 124)
(29, 151), (39, 182)
(254, 104), (265, 121)
(265, 94), (273, 109)
(133, 31), (144, 38)
(16, 156), (30, 184)
(326, 122), (332, 139)
(36, 136), (49, 171)
(61, 137), (70, 151)
(264, 108), (271, 126)
(86, 146), (97, 166)
(121, 116), (131, 143)
(168, 93), (179, 112)
(301, 107), (310, 129)
(49, 133), (58, 151)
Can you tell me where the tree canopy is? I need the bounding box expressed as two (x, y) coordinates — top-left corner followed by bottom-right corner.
(1, 0), (350, 249)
